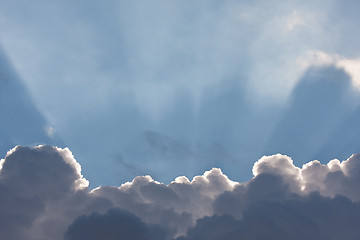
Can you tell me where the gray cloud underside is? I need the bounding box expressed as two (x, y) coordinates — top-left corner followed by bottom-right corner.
(1, 146), (360, 239)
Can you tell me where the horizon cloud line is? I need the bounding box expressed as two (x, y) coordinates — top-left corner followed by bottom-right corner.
(2, 145), (360, 240)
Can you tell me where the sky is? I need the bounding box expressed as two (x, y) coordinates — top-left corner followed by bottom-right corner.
(1, 0), (360, 239)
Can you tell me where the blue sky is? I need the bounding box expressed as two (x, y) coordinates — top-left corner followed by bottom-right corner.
(1, 0), (360, 188)
(2, 1), (360, 239)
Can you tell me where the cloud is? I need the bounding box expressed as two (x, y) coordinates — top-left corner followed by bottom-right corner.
(2, 145), (360, 239)
(0, 145), (236, 239)
(0, 145), (89, 239)
(64, 208), (169, 240)
(299, 50), (360, 91)
(182, 193), (360, 240)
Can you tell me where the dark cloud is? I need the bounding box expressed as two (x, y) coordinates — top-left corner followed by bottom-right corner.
(0, 146), (79, 239)
(0, 145), (234, 239)
(185, 153), (360, 239)
(1, 145), (360, 239)
(182, 193), (360, 240)
(64, 208), (168, 240)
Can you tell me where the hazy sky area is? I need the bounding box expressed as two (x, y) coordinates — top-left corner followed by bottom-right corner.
(2, 1), (360, 239)
(1, 0), (360, 188)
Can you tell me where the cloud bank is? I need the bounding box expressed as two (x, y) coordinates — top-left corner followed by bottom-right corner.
(1, 145), (360, 239)
(2, 0), (360, 187)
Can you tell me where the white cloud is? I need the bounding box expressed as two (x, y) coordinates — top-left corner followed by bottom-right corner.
(298, 50), (360, 91)
(2, 145), (360, 239)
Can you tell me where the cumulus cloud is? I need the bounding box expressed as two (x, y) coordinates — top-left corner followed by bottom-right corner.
(0, 146), (89, 239)
(2, 145), (360, 239)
